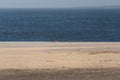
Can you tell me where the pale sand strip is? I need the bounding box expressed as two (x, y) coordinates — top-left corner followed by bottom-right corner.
(0, 42), (120, 69)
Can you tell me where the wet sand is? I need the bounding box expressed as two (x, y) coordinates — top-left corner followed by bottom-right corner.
(0, 68), (120, 80)
(0, 42), (120, 80)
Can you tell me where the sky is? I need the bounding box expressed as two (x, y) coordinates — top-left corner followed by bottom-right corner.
(0, 0), (120, 8)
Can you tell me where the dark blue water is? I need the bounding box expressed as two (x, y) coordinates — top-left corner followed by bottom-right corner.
(0, 9), (120, 42)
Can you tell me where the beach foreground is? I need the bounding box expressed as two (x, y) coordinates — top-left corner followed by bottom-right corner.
(0, 42), (120, 80)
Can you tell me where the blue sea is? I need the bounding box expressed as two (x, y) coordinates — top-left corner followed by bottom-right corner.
(0, 8), (120, 42)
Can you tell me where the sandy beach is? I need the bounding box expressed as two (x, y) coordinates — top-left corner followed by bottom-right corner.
(0, 42), (120, 69)
(0, 42), (120, 80)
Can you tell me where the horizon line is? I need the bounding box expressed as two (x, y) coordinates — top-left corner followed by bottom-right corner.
(0, 5), (120, 9)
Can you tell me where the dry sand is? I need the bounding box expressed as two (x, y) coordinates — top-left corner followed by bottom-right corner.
(0, 42), (120, 69)
(0, 42), (120, 80)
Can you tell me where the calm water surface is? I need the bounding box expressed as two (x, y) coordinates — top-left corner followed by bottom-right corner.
(0, 9), (120, 41)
